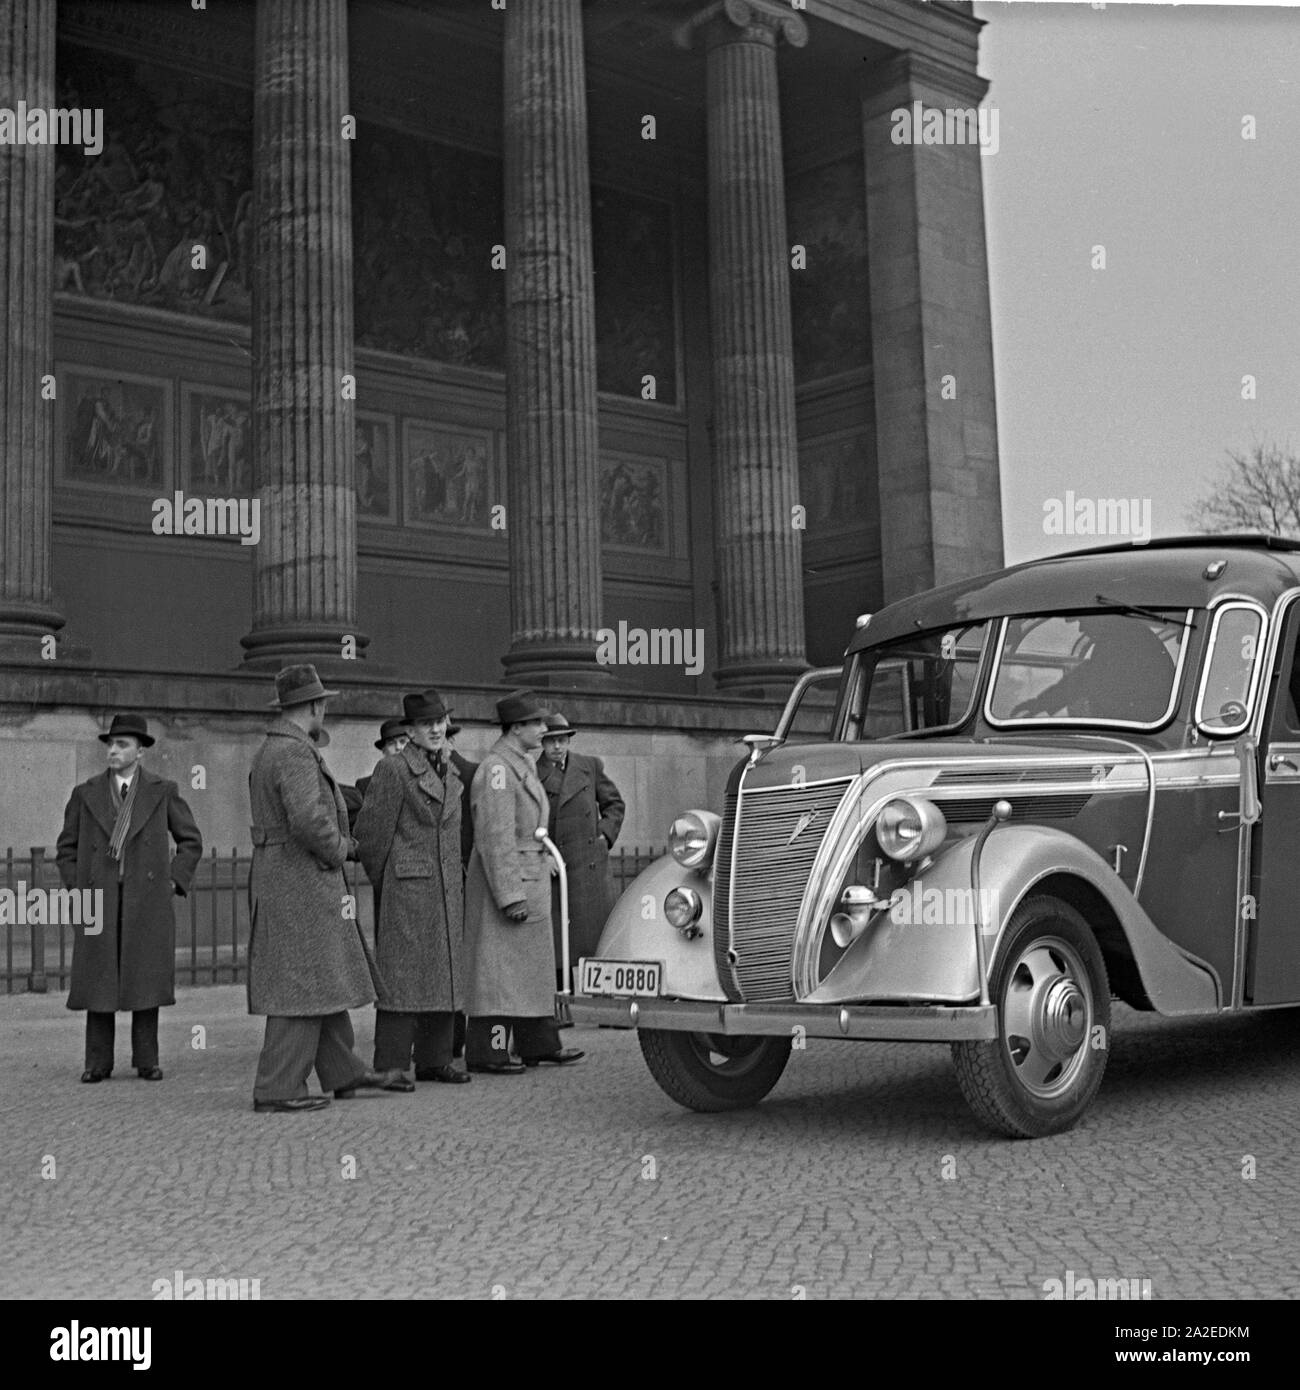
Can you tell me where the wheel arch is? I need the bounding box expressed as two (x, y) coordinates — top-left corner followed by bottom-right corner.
(1019, 872), (1151, 1010)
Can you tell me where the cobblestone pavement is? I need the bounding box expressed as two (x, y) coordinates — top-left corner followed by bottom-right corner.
(2, 986), (1298, 1300)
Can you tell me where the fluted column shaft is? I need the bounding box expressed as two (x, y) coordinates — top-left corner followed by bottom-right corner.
(241, 0), (366, 669)
(0, 0), (64, 655)
(681, 0), (808, 691)
(501, 0), (606, 685)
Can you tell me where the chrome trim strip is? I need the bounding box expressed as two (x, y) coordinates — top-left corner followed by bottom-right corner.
(982, 609), (1195, 733)
(561, 994), (1000, 1042)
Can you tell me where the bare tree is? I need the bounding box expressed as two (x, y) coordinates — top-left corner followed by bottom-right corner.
(1188, 443), (1300, 538)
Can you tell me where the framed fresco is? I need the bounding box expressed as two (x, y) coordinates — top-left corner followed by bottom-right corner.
(402, 420), (495, 531)
(798, 431), (874, 536)
(600, 452), (670, 555)
(58, 366), (171, 492)
(181, 385), (253, 497)
(355, 412), (398, 524)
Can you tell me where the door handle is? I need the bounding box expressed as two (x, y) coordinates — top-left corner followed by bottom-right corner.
(1269, 753), (1299, 772)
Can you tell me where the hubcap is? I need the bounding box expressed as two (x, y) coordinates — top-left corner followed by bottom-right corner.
(1001, 935), (1093, 1099)
(687, 1033), (769, 1074)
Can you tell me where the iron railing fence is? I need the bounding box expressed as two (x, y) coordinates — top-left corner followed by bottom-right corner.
(1, 845), (665, 994)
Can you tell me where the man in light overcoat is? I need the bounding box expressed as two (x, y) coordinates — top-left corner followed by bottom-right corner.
(247, 664), (410, 1113)
(57, 713), (203, 1083)
(463, 690), (584, 1074)
(355, 690), (470, 1085)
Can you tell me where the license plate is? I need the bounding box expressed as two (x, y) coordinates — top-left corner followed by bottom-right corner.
(577, 958), (663, 997)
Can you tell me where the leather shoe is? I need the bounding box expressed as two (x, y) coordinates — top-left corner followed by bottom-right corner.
(415, 1064), (472, 1085)
(523, 1048), (585, 1067)
(467, 1058), (527, 1075)
(253, 1096), (331, 1113)
(80, 1069), (110, 1083)
(335, 1068), (413, 1098)
(137, 1067), (164, 1081)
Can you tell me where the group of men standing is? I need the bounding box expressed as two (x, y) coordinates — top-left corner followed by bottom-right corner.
(56, 665), (626, 1115)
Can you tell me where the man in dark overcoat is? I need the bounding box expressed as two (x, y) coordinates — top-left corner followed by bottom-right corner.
(344, 717), (409, 835)
(57, 713), (203, 1083)
(247, 664), (410, 1113)
(355, 690), (470, 1085)
(463, 690), (584, 1074)
(538, 713), (626, 986)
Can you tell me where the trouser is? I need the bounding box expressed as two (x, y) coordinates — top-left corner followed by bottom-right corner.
(465, 1014), (562, 1066)
(84, 1008), (159, 1073)
(452, 1011), (466, 1058)
(252, 1012), (368, 1102)
(373, 1009), (454, 1072)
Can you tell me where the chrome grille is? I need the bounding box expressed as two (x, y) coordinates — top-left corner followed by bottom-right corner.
(933, 764), (1111, 786)
(938, 793), (1093, 822)
(712, 791), (741, 1000)
(719, 779), (854, 1003)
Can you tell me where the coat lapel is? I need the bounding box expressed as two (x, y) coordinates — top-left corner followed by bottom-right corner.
(497, 739), (549, 825)
(86, 770), (119, 836)
(125, 769), (165, 843)
(404, 744), (451, 815)
(559, 757), (590, 808)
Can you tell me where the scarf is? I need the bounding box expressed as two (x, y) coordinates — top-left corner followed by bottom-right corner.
(108, 772), (140, 872)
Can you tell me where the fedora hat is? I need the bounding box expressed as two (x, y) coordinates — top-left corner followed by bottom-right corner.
(496, 689), (549, 727)
(403, 689), (450, 723)
(374, 717), (409, 750)
(99, 712), (155, 748)
(543, 713), (576, 739)
(269, 663), (339, 709)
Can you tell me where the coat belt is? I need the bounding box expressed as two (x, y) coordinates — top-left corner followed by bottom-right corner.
(250, 826), (288, 847)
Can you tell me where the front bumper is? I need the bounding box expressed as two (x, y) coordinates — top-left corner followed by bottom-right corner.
(557, 993), (998, 1042)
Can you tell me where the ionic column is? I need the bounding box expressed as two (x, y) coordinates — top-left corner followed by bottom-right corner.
(677, 0), (809, 694)
(241, 0), (367, 670)
(862, 53), (1003, 602)
(0, 0), (64, 659)
(500, 0), (607, 685)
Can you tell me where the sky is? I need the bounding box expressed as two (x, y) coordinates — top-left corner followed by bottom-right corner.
(974, 1), (1300, 562)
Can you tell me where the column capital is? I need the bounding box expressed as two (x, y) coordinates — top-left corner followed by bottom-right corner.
(674, 0), (808, 53)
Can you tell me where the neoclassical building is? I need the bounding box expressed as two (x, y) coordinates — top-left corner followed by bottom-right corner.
(0, 0), (1001, 851)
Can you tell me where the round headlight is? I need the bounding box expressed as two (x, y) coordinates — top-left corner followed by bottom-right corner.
(669, 811), (720, 868)
(664, 887), (703, 930)
(876, 797), (947, 862)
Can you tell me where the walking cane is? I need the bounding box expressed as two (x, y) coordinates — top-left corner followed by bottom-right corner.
(536, 827), (570, 1023)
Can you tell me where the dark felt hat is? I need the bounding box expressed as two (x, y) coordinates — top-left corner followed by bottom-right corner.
(99, 713), (155, 748)
(374, 717), (409, 750)
(496, 689), (550, 726)
(403, 689), (450, 723)
(269, 663), (339, 709)
(543, 713), (576, 739)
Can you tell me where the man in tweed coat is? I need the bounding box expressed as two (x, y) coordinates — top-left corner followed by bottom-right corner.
(247, 664), (410, 1113)
(355, 689), (470, 1085)
(463, 690), (584, 1074)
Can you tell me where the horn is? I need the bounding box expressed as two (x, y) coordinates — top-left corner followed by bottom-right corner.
(830, 911), (868, 949)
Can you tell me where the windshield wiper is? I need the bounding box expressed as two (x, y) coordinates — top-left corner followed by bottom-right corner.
(1093, 594), (1197, 629)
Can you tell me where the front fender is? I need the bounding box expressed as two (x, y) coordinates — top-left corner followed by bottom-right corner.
(806, 826), (1220, 1014)
(594, 855), (726, 1001)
